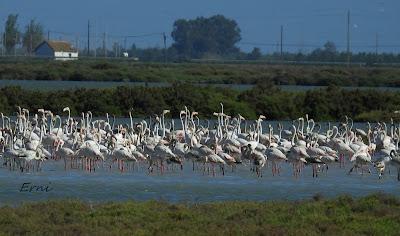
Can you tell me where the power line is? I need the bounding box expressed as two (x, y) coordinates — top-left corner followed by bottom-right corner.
(123, 32), (164, 38)
(47, 30), (166, 41)
(239, 41), (400, 48)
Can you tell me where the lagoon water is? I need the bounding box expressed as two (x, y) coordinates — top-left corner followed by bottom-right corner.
(1, 160), (399, 205)
(0, 79), (399, 92)
(0, 119), (392, 205)
(0, 113), (396, 205)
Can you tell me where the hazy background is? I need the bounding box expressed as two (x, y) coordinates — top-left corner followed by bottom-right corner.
(1, 0), (399, 53)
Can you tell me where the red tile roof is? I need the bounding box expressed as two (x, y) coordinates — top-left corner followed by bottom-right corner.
(36, 40), (77, 52)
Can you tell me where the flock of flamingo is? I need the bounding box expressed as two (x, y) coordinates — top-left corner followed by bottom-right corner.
(1, 104), (400, 180)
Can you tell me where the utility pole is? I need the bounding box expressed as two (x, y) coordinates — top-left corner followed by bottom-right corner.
(75, 35), (78, 51)
(14, 31), (17, 57)
(27, 23), (32, 55)
(0, 31), (2, 57)
(76, 35), (81, 52)
(114, 41), (117, 57)
(87, 20), (90, 57)
(117, 41), (120, 58)
(30, 26), (33, 56)
(103, 32), (106, 58)
(93, 25), (97, 58)
(375, 33), (379, 63)
(163, 32), (167, 63)
(47, 31), (50, 41)
(346, 10), (351, 67)
(0, 33), (2, 56)
(4, 27), (6, 55)
(280, 25), (283, 61)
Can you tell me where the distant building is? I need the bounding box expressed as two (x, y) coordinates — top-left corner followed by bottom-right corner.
(34, 40), (78, 60)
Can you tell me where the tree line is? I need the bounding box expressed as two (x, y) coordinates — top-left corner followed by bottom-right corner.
(0, 84), (398, 122)
(125, 17), (400, 64)
(2, 14), (44, 54)
(2, 13), (400, 64)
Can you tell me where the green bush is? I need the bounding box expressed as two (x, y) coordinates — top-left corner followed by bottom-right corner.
(0, 84), (399, 121)
(1, 60), (400, 86)
(1, 194), (400, 235)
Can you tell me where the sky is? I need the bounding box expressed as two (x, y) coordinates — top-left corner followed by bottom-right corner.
(1, 0), (399, 53)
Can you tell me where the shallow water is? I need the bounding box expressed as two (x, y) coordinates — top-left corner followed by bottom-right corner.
(0, 79), (399, 92)
(0, 118), (392, 205)
(0, 160), (399, 205)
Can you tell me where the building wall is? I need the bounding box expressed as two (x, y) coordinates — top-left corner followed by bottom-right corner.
(35, 43), (55, 57)
(54, 52), (79, 61)
(35, 42), (78, 60)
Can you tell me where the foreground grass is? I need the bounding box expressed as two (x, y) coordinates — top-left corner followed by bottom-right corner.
(1, 194), (400, 235)
(1, 60), (400, 86)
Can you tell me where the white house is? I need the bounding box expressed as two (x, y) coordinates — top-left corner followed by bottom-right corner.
(34, 40), (78, 60)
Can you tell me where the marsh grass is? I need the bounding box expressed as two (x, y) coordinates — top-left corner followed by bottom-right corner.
(1, 194), (400, 235)
(0, 83), (398, 121)
(1, 60), (400, 87)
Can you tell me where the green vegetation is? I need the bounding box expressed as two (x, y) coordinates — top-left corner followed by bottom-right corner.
(22, 19), (45, 54)
(0, 84), (398, 121)
(171, 15), (241, 59)
(1, 60), (400, 87)
(1, 194), (400, 235)
(3, 14), (20, 54)
(3, 14), (44, 54)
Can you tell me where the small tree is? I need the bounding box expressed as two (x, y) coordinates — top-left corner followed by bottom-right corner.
(171, 15), (241, 58)
(309, 41), (338, 62)
(3, 14), (20, 54)
(22, 19), (44, 54)
(324, 41), (337, 54)
(247, 47), (262, 60)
